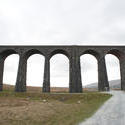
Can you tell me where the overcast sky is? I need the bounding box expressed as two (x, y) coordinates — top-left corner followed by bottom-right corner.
(0, 0), (124, 87)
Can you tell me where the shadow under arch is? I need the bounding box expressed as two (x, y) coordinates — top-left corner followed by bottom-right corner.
(106, 49), (124, 61)
(49, 49), (70, 59)
(0, 49), (18, 60)
(80, 49), (100, 60)
(25, 49), (44, 60)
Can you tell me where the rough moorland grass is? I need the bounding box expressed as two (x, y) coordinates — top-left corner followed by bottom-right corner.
(0, 85), (112, 125)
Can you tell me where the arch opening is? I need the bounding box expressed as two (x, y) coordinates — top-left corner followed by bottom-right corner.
(0, 49), (18, 59)
(25, 49), (44, 60)
(50, 49), (69, 59)
(27, 54), (45, 92)
(3, 54), (19, 90)
(81, 50), (100, 60)
(107, 49), (124, 60)
(105, 54), (121, 90)
(50, 54), (69, 92)
(80, 54), (98, 91)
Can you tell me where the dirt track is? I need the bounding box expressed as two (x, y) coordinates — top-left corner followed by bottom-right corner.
(79, 91), (125, 125)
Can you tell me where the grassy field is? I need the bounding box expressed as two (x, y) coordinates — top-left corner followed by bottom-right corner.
(0, 84), (112, 125)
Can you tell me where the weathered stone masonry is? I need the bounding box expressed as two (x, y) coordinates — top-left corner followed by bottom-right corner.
(0, 45), (125, 93)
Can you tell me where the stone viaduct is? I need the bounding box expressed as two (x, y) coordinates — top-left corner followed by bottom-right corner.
(0, 45), (125, 93)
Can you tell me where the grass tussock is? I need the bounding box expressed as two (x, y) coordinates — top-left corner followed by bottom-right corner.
(0, 84), (112, 125)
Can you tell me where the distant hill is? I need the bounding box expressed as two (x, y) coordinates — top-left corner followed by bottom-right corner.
(3, 84), (69, 93)
(3, 79), (121, 92)
(84, 79), (121, 90)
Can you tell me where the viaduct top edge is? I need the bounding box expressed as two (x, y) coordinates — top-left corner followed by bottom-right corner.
(0, 45), (125, 47)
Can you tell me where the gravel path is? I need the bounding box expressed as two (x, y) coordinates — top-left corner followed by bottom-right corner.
(79, 91), (125, 125)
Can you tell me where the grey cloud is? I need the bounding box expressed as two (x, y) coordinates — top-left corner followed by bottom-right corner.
(0, 0), (125, 45)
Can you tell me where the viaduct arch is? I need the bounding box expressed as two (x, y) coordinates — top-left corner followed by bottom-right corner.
(0, 45), (125, 93)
